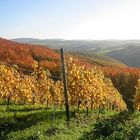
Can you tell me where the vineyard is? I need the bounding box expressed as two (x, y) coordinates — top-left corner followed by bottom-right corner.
(0, 54), (127, 110)
(1, 0), (140, 138)
(1, 52), (140, 139)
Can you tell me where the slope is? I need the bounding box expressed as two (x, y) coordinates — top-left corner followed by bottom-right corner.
(0, 38), (60, 74)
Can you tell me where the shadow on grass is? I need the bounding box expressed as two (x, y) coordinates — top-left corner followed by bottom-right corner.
(8, 107), (43, 112)
(0, 109), (67, 140)
(0, 103), (52, 112)
(79, 110), (135, 140)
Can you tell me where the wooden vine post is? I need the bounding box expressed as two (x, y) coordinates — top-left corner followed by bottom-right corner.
(60, 48), (70, 126)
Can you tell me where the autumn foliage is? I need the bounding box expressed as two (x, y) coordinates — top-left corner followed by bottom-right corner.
(0, 38), (60, 72)
(0, 38), (140, 110)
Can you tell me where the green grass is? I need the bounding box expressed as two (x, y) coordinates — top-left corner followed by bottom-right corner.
(80, 110), (140, 140)
(96, 47), (126, 55)
(1, 102), (140, 140)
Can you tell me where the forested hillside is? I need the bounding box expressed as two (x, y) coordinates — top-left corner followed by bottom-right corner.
(0, 38), (60, 73)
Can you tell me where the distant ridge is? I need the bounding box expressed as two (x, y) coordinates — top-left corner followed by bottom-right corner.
(12, 38), (41, 43)
(12, 38), (64, 44)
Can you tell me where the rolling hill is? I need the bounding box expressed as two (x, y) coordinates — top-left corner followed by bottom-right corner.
(12, 38), (140, 67)
(11, 38), (128, 68)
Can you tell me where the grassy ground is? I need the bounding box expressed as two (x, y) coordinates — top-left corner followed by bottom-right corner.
(0, 102), (140, 140)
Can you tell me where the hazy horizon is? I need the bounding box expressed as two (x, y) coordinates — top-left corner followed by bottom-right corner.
(11, 37), (140, 41)
(1, 0), (140, 40)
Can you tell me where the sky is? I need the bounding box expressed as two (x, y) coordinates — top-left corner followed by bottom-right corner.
(0, 0), (140, 40)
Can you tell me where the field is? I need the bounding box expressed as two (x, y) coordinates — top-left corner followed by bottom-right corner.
(1, 102), (140, 140)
